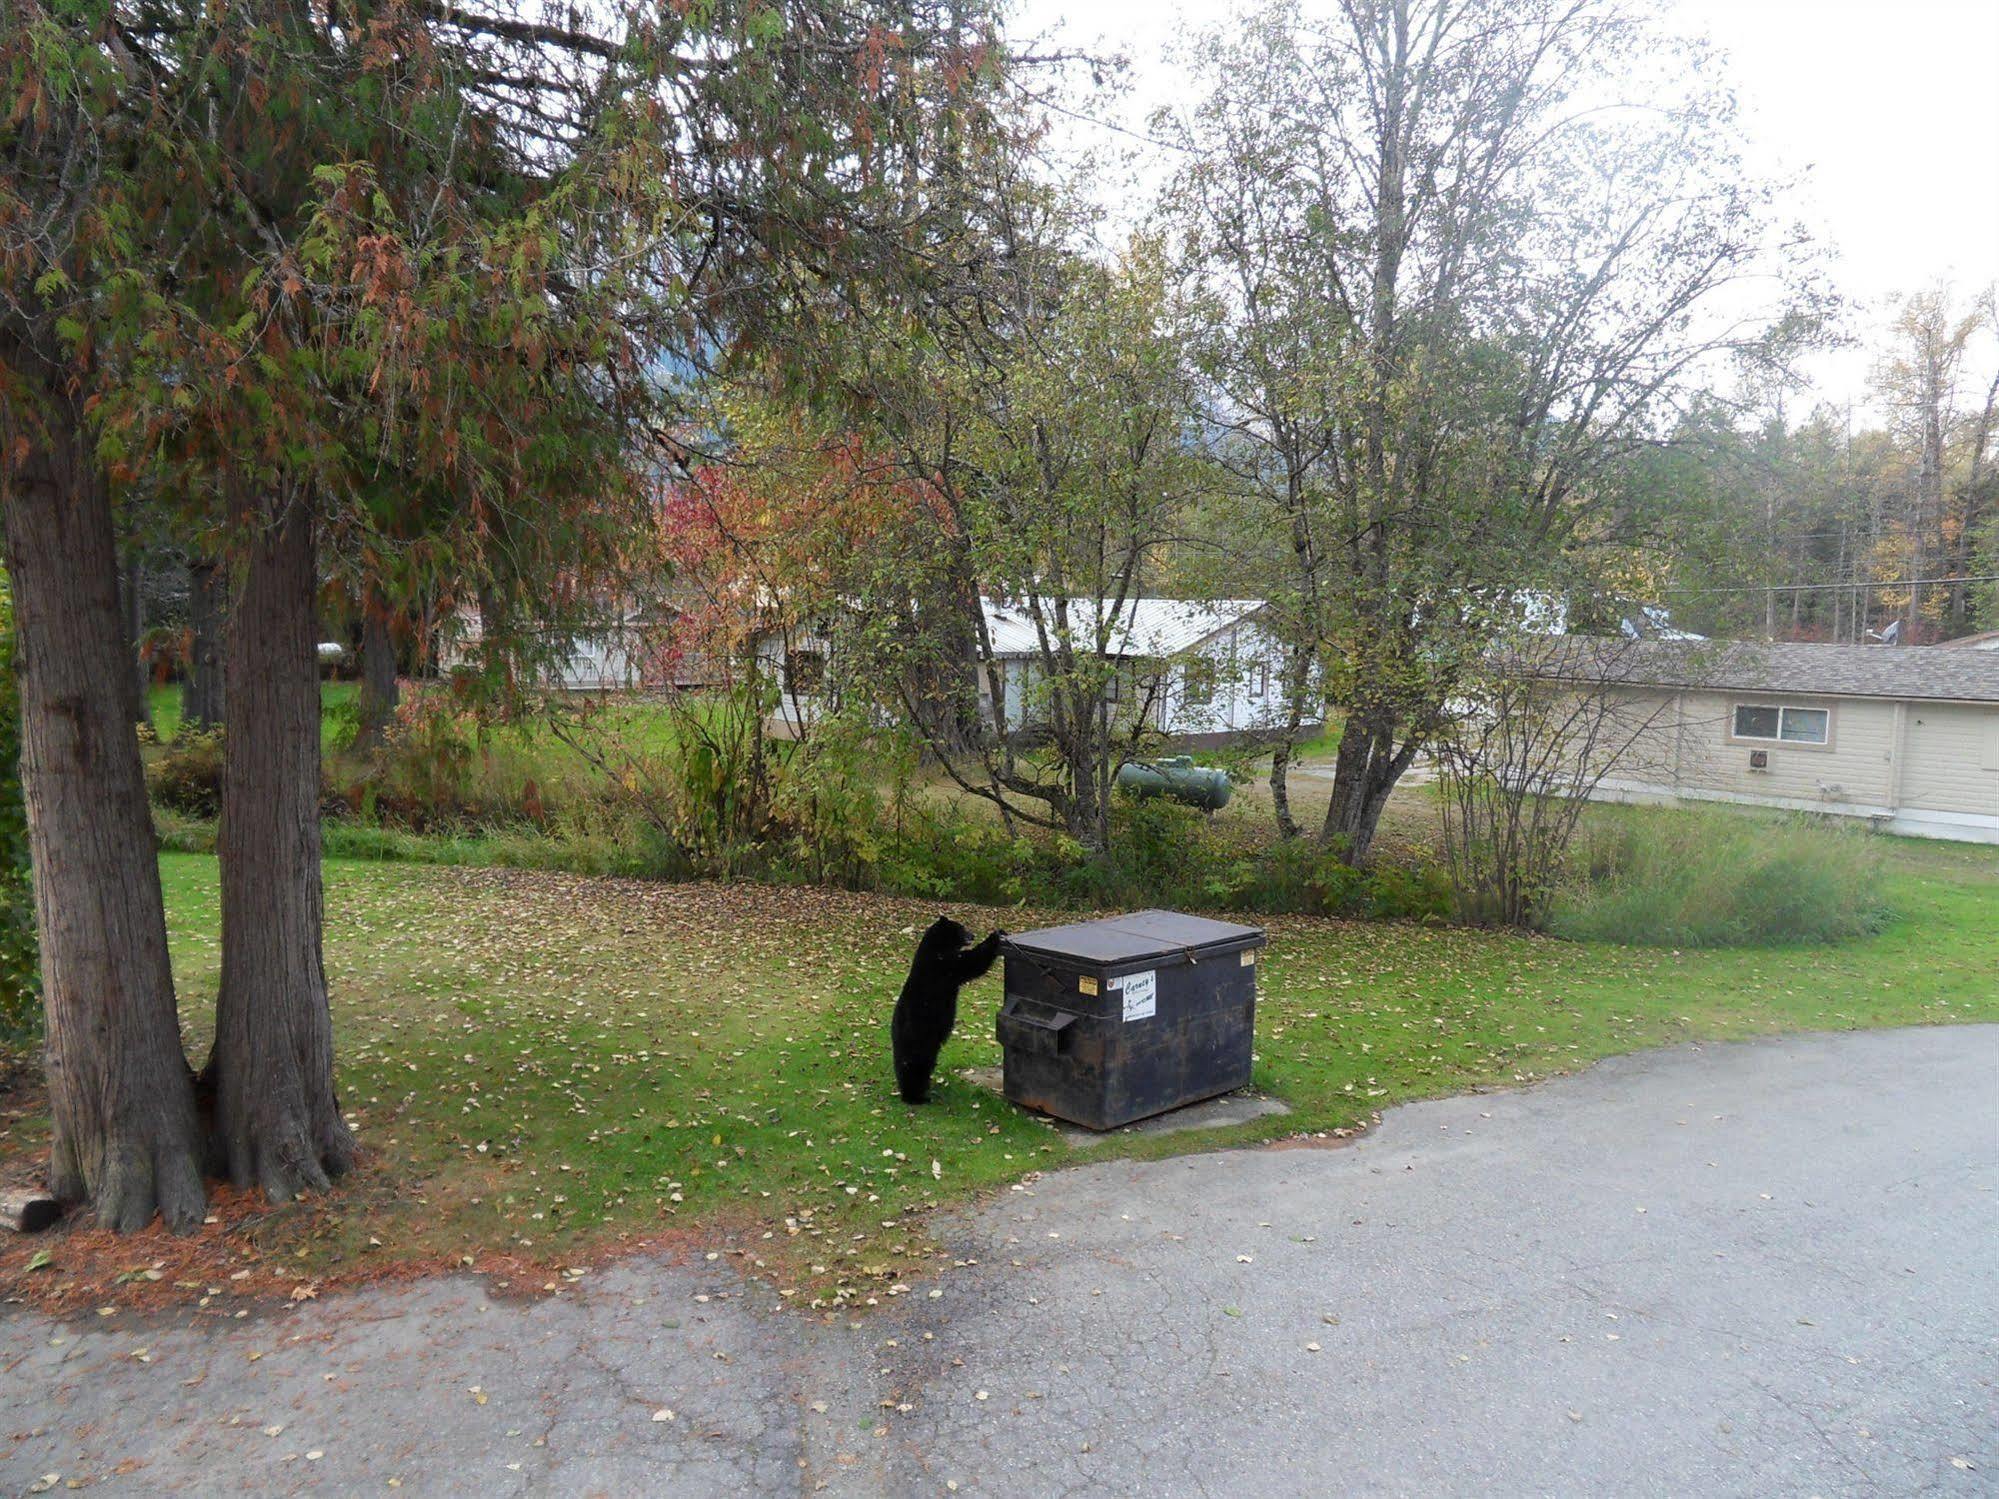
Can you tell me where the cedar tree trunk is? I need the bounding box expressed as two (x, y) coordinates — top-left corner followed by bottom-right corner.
(181, 556), (226, 732)
(355, 579), (399, 749)
(205, 490), (355, 1198)
(0, 419), (206, 1232)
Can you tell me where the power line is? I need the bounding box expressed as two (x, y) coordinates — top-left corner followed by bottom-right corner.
(1663, 574), (1999, 596)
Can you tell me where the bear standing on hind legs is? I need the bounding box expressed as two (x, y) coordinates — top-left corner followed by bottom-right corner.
(892, 917), (1005, 1104)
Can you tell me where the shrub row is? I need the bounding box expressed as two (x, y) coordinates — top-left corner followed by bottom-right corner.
(144, 692), (1895, 946)
(1548, 805), (1893, 948)
(866, 797), (1453, 920)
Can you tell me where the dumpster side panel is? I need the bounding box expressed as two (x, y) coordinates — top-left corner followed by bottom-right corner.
(1099, 958), (1257, 1127)
(996, 957), (1110, 1126)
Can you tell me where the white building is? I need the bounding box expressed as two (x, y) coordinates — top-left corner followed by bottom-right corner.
(433, 602), (729, 692)
(980, 597), (1308, 744)
(764, 596), (1313, 746)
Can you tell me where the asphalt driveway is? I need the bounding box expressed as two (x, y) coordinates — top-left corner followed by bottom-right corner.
(4, 1025), (1994, 1496)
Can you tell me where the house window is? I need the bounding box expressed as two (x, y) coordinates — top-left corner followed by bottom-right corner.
(1183, 660), (1217, 707)
(1732, 703), (1829, 745)
(784, 648), (824, 696)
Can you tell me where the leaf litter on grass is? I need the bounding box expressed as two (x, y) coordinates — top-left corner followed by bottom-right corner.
(3, 840), (1995, 1315)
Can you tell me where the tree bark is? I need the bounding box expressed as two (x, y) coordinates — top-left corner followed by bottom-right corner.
(355, 578), (400, 750)
(204, 489), (355, 1199)
(1267, 641), (1315, 840)
(1268, 737), (1299, 839)
(901, 549), (986, 755)
(181, 557), (226, 733)
(0, 417), (206, 1233)
(1320, 706), (1420, 867)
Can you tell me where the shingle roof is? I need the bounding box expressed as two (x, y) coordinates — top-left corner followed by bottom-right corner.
(1536, 638), (1999, 704)
(981, 598), (1263, 658)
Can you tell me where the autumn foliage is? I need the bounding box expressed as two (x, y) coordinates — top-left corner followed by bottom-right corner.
(658, 402), (949, 684)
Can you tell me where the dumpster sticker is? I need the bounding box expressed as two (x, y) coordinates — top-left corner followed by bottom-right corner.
(1240, 949), (1256, 966)
(1077, 976), (1099, 996)
(1111, 969), (1157, 1023)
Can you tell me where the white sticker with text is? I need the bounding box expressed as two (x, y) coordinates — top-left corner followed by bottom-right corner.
(1112, 969), (1157, 1023)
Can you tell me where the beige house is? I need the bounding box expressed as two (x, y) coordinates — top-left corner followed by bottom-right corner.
(1556, 641), (1999, 844)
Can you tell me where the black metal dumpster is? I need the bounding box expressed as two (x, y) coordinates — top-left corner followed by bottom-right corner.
(995, 909), (1266, 1130)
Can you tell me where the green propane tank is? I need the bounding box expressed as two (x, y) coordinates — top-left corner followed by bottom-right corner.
(1114, 755), (1233, 811)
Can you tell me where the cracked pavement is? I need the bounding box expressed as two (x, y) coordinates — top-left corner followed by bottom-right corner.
(4, 1025), (1994, 1496)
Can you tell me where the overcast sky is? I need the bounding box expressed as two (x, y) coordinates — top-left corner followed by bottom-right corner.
(1012, 0), (1999, 418)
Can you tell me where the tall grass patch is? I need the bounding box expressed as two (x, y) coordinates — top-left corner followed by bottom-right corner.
(1549, 806), (1894, 948)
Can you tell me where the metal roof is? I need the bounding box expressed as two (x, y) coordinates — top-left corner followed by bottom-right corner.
(1535, 638), (1999, 704)
(980, 597), (1264, 659)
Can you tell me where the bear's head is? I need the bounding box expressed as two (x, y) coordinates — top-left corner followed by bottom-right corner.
(918, 915), (975, 957)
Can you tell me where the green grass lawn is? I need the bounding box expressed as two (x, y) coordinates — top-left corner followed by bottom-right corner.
(6, 827), (1976, 1311)
(143, 680), (721, 830)
(147, 679), (361, 753)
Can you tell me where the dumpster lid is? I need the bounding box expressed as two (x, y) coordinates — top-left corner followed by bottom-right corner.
(1003, 909), (1265, 966)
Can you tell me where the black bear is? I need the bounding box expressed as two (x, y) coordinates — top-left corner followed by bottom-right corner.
(892, 917), (1005, 1104)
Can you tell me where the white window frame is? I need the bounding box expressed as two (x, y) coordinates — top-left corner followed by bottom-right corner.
(1729, 700), (1833, 749)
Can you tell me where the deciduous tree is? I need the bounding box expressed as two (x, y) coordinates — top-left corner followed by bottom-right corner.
(1163, 0), (1819, 861)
